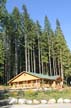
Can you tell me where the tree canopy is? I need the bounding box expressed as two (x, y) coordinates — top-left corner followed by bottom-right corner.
(0, 0), (71, 84)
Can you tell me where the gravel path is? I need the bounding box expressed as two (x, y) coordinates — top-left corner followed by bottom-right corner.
(10, 103), (71, 108)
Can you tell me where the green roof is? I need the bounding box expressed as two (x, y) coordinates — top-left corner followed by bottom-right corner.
(8, 71), (62, 83)
(26, 71), (61, 80)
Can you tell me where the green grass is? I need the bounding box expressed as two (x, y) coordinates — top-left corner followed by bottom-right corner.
(8, 88), (71, 100)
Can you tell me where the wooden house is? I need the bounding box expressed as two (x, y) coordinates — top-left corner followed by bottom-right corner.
(8, 71), (63, 90)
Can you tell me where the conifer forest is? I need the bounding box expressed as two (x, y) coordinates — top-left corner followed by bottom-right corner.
(0, 0), (71, 84)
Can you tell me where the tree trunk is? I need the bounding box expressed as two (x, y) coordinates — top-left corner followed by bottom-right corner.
(41, 60), (43, 74)
(30, 48), (33, 72)
(58, 58), (61, 76)
(25, 34), (27, 72)
(33, 47), (36, 73)
(60, 49), (63, 79)
(15, 39), (18, 75)
(48, 34), (52, 76)
(27, 48), (30, 72)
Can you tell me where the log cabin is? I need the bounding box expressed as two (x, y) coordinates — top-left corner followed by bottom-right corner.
(8, 71), (63, 90)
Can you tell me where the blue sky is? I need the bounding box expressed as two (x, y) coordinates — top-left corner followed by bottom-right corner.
(6, 0), (71, 50)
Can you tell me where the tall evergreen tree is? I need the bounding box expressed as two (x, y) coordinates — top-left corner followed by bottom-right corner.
(44, 16), (52, 75)
(12, 7), (22, 75)
(55, 19), (69, 79)
(35, 21), (42, 73)
(22, 5), (36, 72)
(0, 31), (4, 83)
(0, 3), (71, 84)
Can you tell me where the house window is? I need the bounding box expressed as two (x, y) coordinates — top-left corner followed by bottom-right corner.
(19, 82), (23, 84)
(32, 80), (36, 83)
(28, 80), (31, 83)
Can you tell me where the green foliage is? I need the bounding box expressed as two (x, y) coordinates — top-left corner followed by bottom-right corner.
(24, 90), (38, 99)
(8, 88), (71, 100)
(0, 2), (71, 84)
(55, 19), (71, 77)
(9, 91), (18, 98)
(0, 40), (4, 64)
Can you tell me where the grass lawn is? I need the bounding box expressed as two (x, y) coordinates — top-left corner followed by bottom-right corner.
(0, 84), (71, 100)
(9, 87), (71, 100)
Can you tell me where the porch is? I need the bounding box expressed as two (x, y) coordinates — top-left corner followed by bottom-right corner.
(9, 79), (62, 90)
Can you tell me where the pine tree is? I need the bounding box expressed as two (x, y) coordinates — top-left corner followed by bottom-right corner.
(12, 7), (22, 75)
(55, 19), (70, 79)
(0, 3), (71, 84)
(35, 21), (42, 73)
(44, 16), (52, 75)
(0, 31), (4, 83)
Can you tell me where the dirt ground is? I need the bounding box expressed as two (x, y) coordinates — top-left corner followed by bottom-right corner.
(0, 85), (9, 90)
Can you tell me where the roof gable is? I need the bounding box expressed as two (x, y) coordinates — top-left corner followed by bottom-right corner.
(8, 71), (62, 83)
(8, 71), (40, 83)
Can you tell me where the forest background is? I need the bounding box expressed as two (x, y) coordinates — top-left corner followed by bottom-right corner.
(0, 0), (71, 84)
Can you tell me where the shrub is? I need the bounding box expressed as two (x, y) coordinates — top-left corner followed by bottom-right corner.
(24, 89), (38, 99)
(9, 91), (18, 98)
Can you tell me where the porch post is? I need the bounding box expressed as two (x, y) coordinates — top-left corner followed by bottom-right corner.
(36, 80), (38, 89)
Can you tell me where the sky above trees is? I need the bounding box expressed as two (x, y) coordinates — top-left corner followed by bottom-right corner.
(6, 0), (71, 50)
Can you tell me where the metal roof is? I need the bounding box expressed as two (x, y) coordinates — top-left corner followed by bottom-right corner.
(8, 71), (62, 83)
(26, 71), (61, 80)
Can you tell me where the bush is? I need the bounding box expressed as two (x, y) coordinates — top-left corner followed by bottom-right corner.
(17, 90), (24, 98)
(9, 91), (18, 98)
(24, 89), (38, 99)
(9, 88), (71, 100)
